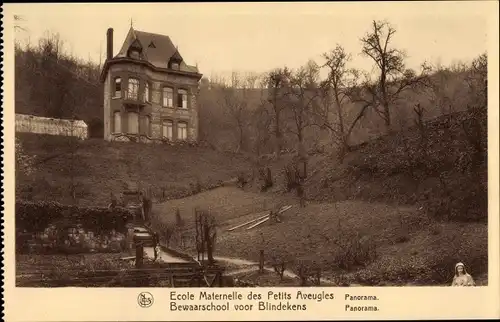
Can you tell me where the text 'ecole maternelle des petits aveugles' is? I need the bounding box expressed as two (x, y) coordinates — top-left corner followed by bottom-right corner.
(168, 290), (380, 312)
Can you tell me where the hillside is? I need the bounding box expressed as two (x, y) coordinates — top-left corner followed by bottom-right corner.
(247, 107), (487, 222)
(152, 186), (487, 286)
(15, 102), (488, 286)
(314, 108), (486, 219)
(15, 41), (104, 138)
(147, 107), (487, 286)
(17, 104), (487, 219)
(16, 133), (253, 206)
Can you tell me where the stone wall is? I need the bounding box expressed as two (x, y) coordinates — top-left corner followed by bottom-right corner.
(16, 114), (88, 140)
(16, 200), (136, 254)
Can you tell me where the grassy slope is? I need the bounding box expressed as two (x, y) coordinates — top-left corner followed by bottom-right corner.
(306, 109), (487, 207)
(16, 133), (253, 206)
(152, 187), (487, 286)
(151, 186), (295, 225)
(150, 109), (487, 285)
(16, 107), (487, 286)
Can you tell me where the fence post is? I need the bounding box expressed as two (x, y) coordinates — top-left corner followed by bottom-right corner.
(135, 242), (144, 268)
(218, 270), (223, 287)
(259, 250), (265, 274)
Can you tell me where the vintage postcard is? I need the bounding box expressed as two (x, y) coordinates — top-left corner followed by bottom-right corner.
(2, 1), (499, 321)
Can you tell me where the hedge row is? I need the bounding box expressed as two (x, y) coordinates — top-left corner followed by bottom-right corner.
(16, 200), (135, 234)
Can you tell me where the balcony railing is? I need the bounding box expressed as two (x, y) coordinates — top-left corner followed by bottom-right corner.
(123, 90), (146, 106)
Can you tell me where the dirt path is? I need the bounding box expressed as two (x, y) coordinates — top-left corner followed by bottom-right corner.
(143, 247), (189, 263)
(213, 256), (337, 285)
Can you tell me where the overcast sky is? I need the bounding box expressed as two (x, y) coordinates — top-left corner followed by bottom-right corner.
(9, 2), (491, 79)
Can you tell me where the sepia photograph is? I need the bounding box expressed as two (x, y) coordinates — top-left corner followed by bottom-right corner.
(9, 2), (490, 291)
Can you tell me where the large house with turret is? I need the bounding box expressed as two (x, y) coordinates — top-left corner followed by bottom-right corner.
(100, 26), (202, 143)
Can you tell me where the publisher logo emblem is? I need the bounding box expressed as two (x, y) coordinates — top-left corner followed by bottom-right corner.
(138, 292), (154, 308)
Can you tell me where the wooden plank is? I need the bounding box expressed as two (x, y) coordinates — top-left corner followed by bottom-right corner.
(120, 256), (136, 260)
(227, 212), (271, 231)
(246, 216), (270, 230)
(278, 205), (293, 214)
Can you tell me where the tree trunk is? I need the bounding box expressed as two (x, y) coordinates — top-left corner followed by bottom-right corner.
(238, 123), (244, 152)
(383, 102), (391, 133)
(297, 139), (307, 179)
(333, 85), (346, 139)
(273, 95), (282, 158)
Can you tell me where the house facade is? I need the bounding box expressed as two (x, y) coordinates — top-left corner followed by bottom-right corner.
(100, 26), (202, 143)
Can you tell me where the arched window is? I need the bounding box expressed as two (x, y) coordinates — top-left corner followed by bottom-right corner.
(162, 120), (173, 139)
(113, 77), (122, 98)
(177, 121), (188, 140)
(113, 112), (121, 133)
(127, 78), (140, 100)
(127, 112), (139, 134)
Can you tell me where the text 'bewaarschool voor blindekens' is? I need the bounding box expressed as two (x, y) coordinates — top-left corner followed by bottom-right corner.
(169, 290), (335, 311)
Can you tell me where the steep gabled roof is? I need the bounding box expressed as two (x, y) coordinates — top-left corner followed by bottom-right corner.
(170, 49), (183, 62)
(115, 27), (199, 73)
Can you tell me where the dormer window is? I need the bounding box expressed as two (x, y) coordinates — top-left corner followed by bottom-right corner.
(169, 50), (183, 70)
(129, 48), (141, 59)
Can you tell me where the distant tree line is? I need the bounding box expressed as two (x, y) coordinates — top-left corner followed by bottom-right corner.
(198, 20), (487, 166)
(15, 31), (104, 138)
(15, 20), (487, 155)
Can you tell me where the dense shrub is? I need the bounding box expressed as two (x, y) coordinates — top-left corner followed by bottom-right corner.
(340, 108), (487, 223)
(259, 167), (273, 192)
(332, 228), (377, 271)
(16, 200), (134, 234)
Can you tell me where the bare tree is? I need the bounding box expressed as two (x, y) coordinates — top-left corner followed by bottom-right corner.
(243, 72), (261, 89)
(264, 67), (292, 158)
(251, 101), (272, 156)
(319, 45), (361, 158)
(218, 72), (250, 152)
(461, 53), (488, 168)
(285, 60), (321, 177)
(360, 20), (431, 132)
(194, 208), (217, 265)
(271, 257), (287, 281)
(465, 52), (487, 108)
(428, 62), (456, 118)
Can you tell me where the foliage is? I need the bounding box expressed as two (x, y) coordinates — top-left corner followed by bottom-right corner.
(16, 199), (134, 233)
(292, 258), (323, 286)
(15, 137), (35, 176)
(237, 172), (248, 188)
(331, 222), (377, 271)
(259, 167), (273, 192)
(283, 163), (303, 192)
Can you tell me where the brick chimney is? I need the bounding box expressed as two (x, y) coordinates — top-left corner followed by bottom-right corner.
(106, 28), (113, 60)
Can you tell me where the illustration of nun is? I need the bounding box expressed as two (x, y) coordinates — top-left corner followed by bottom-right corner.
(451, 262), (475, 286)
